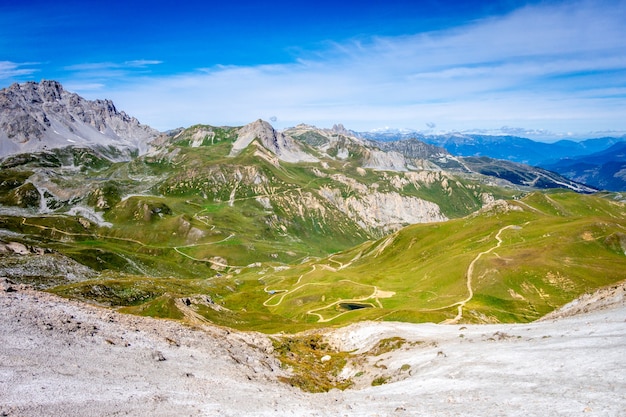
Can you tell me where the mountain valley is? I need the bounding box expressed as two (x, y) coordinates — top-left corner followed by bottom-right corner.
(0, 81), (624, 333)
(0, 81), (625, 405)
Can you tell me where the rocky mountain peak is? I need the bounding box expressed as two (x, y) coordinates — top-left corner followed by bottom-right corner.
(36, 79), (64, 102)
(331, 123), (353, 136)
(230, 119), (317, 163)
(370, 138), (450, 160)
(3, 80), (63, 103)
(0, 80), (160, 160)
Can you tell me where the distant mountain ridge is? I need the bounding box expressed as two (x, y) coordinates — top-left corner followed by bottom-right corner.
(0, 80), (600, 194)
(357, 129), (625, 190)
(541, 141), (626, 191)
(0, 80), (159, 160)
(359, 130), (625, 167)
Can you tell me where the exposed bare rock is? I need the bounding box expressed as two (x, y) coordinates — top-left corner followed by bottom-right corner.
(540, 280), (626, 320)
(368, 137), (450, 160)
(470, 199), (524, 217)
(319, 187), (447, 233)
(0, 81), (160, 159)
(0, 241), (47, 255)
(0, 241), (97, 289)
(0, 287), (298, 416)
(189, 128), (215, 147)
(362, 149), (408, 171)
(0, 281), (624, 416)
(286, 124), (449, 171)
(230, 119), (317, 163)
(330, 123), (353, 136)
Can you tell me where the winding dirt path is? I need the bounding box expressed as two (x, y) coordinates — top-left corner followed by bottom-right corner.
(22, 212), (244, 270)
(174, 298), (211, 325)
(263, 266), (396, 322)
(261, 246), (392, 316)
(305, 281), (395, 323)
(440, 224), (519, 324)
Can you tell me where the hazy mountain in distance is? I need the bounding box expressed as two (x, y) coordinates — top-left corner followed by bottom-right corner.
(540, 141), (626, 191)
(360, 130), (625, 167)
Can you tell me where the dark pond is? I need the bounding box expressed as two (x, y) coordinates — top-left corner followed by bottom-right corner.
(339, 302), (372, 311)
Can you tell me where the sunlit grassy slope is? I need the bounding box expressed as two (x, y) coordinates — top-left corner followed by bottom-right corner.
(3, 124), (624, 333)
(35, 124), (509, 275)
(208, 191), (624, 332)
(47, 191), (626, 333)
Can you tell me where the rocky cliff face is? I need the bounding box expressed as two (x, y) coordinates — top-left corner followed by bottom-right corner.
(318, 187), (447, 233)
(361, 149), (409, 171)
(0, 81), (159, 159)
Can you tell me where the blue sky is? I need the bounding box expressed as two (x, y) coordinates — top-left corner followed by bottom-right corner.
(1, 0), (625, 137)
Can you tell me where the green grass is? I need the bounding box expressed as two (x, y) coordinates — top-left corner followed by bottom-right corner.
(368, 337), (406, 356)
(2, 126), (625, 335)
(371, 376), (389, 386)
(121, 295), (185, 320)
(0, 169), (33, 193)
(206, 191), (626, 330)
(7, 189), (626, 334)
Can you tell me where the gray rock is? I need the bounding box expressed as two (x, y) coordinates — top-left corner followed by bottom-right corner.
(0, 80), (160, 160)
(230, 119), (318, 163)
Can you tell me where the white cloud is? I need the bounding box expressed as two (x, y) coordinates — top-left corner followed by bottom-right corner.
(67, 0), (626, 133)
(124, 60), (163, 68)
(64, 61), (162, 71)
(63, 61), (162, 80)
(0, 61), (39, 80)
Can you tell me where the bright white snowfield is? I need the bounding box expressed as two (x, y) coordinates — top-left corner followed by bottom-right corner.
(0, 279), (624, 417)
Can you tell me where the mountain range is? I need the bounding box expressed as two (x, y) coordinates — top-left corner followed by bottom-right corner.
(360, 129), (625, 164)
(358, 129), (626, 191)
(0, 80), (624, 336)
(540, 141), (626, 191)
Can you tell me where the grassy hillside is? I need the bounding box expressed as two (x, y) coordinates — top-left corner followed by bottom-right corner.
(43, 191), (626, 333)
(224, 192), (625, 330)
(2, 123), (624, 333)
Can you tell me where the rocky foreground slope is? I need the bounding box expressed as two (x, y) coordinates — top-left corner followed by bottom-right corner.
(1, 279), (624, 416)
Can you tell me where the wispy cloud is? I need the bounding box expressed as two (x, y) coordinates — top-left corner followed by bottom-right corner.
(62, 60), (163, 94)
(68, 0), (626, 133)
(124, 60), (163, 68)
(64, 60), (163, 71)
(0, 61), (39, 81)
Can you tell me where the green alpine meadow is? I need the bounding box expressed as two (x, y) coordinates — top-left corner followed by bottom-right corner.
(1, 83), (624, 334)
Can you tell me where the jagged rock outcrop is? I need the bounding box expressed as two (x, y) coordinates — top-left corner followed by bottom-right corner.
(230, 119), (317, 163)
(0, 80), (159, 159)
(330, 123), (356, 136)
(285, 124), (449, 171)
